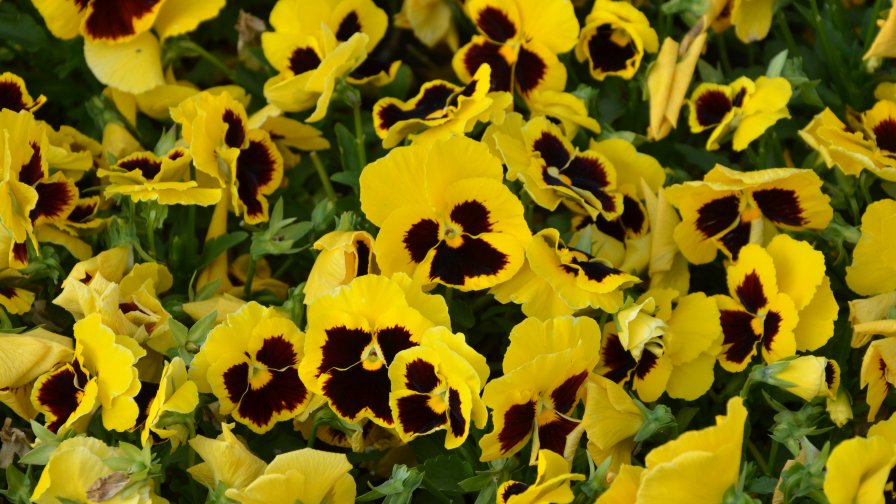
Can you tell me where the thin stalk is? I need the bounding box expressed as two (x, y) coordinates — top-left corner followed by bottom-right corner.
(179, 40), (238, 83)
(808, 0), (851, 103)
(748, 440), (771, 476)
(775, 11), (799, 58)
(243, 256), (257, 300)
(353, 100), (367, 168)
(147, 218), (159, 259)
(310, 152), (337, 203)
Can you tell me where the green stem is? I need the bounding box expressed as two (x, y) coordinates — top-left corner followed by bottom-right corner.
(864, 0), (886, 49)
(353, 99), (367, 168)
(310, 152), (337, 203)
(147, 218), (159, 259)
(422, 478), (453, 504)
(808, 0), (851, 103)
(775, 11), (799, 59)
(179, 40), (238, 83)
(768, 440), (779, 473)
(716, 33), (732, 76)
(243, 256), (257, 300)
(748, 440), (771, 476)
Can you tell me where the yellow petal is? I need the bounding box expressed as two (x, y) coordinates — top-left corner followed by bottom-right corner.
(84, 33), (165, 94)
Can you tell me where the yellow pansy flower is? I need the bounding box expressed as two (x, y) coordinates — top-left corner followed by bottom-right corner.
(300, 273), (448, 427)
(191, 301), (311, 433)
(497, 449), (584, 503)
(0, 329), (72, 420)
(360, 136), (531, 291)
(188, 422), (267, 494)
(304, 230), (377, 305)
(99, 148), (222, 206)
(581, 375), (644, 472)
(847, 199), (896, 296)
(224, 448), (355, 504)
(141, 357), (198, 448)
(824, 435), (896, 504)
(576, 0), (659, 81)
(0, 72), (46, 112)
(454, 0), (578, 96)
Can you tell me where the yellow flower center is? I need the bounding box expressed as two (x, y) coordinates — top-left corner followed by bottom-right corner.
(428, 386), (450, 414)
(442, 224), (464, 248)
(546, 166), (572, 185)
(361, 343), (385, 371)
(248, 362), (273, 389)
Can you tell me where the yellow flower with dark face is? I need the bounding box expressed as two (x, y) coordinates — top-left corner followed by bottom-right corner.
(497, 449), (584, 504)
(32, 0), (225, 93)
(765, 355), (840, 402)
(861, 337), (896, 421)
(190, 302), (310, 433)
(597, 289), (722, 402)
(480, 316), (599, 463)
(172, 91), (284, 223)
(32, 314), (144, 433)
(576, 0), (659, 81)
(850, 291), (896, 347)
(373, 64), (512, 149)
(453, 0), (579, 97)
(0, 329), (72, 420)
(491, 228), (640, 318)
(224, 448), (356, 503)
(525, 90), (602, 139)
(0, 72), (46, 112)
(714, 237), (835, 372)
(360, 136), (531, 291)
(389, 327), (488, 449)
(301, 273), (449, 427)
(688, 76), (791, 151)
(704, 0), (775, 43)
(0, 109), (79, 262)
(99, 148), (222, 206)
(248, 105), (331, 169)
(665, 164), (833, 263)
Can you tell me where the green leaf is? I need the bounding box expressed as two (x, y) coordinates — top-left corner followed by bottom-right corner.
(448, 299), (475, 331)
(0, 4), (48, 48)
(765, 49), (788, 78)
(19, 444), (56, 466)
(198, 231), (249, 271)
(188, 310), (219, 346)
(420, 456), (473, 494)
(335, 123), (361, 174)
(3, 464), (31, 504)
(697, 59), (725, 84)
(330, 171), (360, 191)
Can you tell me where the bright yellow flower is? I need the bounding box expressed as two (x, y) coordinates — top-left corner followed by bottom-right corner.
(32, 436), (166, 504)
(665, 164), (833, 264)
(764, 355), (840, 402)
(301, 273), (448, 427)
(395, 0), (459, 49)
(171, 91), (284, 223)
(865, 5), (896, 59)
(480, 316), (600, 463)
(633, 397), (747, 503)
(0, 329), (72, 420)
(360, 136), (531, 290)
(597, 290), (722, 402)
(525, 90), (602, 139)
(248, 105), (331, 169)
(861, 337), (896, 421)
(188, 422), (267, 494)
(454, 0), (578, 96)
(99, 148), (222, 206)
(32, 0), (225, 93)
(688, 76), (791, 151)
(576, 0), (659, 81)
(0, 72), (46, 112)
(389, 326), (488, 448)
(191, 301), (311, 433)
(304, 230), (377, 305)
(32, 314), (144, 433)
(224, 448), (355, 504)
(847, 199), (896, 296)
(581, 375), (644, 472)
(824, 435), (896, 504)
(372, 64), (512, 149)
(497, 449), (584, 503)
(850, 291), (896, 348)
(704, 0), (776, 43)
(492, 228), (640, 319)
(647, 32), (707, 140)
(141, 357), (198, 448)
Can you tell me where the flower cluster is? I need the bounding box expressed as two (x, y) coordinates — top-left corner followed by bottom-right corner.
(2, 0), (896, 502)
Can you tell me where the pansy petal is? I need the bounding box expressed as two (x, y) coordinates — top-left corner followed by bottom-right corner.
(84, 33), (165, 94)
